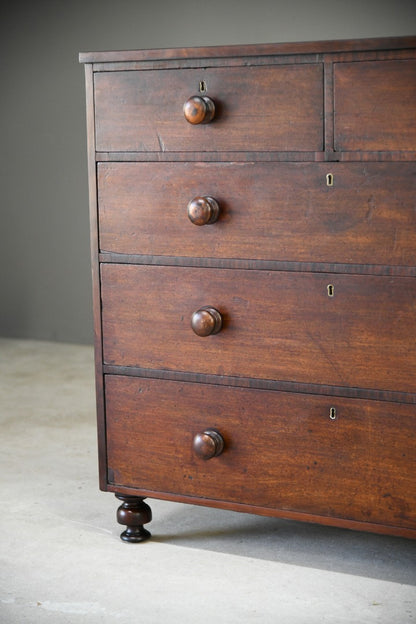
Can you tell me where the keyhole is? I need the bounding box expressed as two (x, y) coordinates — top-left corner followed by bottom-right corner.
(326, 173), (334, 187)
(199, 80), (207, 93)
(327, 284), (334, 297)
(329, 407), (337, 420)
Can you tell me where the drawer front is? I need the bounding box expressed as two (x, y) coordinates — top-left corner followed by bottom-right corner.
(105, 375), (416, 529)
(101, 264), (416, 393)
(94, 64), (323, 152)
(98, 161), (416, 266)
(334, 59), (416, 151)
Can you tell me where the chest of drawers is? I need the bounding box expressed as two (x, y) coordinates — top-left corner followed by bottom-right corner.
(80, 37), (416, 542)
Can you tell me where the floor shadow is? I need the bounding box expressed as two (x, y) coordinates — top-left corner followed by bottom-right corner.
(151, 502), (416, 585)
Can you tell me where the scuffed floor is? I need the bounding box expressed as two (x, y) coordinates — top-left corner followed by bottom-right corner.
(0, 338), (415, 623)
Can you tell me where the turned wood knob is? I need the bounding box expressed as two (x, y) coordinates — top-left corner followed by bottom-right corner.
(191, 306), (222, 337)
(187, 196), (220, 225)
(183, 95), (215, 124)
(193, 429), (224, 460)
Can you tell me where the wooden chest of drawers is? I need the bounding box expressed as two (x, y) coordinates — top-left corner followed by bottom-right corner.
(80, 37), (416, 542)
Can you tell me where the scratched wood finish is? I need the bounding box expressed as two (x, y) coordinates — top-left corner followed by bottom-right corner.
(334, 59), (416, 151)
(101, 264), (416, 394)
(94, 64), (324, 152)
(98, 161), (416, 266)
(106, 375), (416, 529)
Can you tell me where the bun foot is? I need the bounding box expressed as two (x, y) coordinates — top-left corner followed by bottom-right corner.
(115, 494), (152, 543)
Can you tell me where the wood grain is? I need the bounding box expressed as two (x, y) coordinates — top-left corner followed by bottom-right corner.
(105, 375), (416, 530)
(334, 59), (416, 151)
(94, 64), (323, 152)
(79, 36), (416, 64)
(101, 264), (416, 393)
(98, 161), (416, 266)
(82, 37), (416, 539)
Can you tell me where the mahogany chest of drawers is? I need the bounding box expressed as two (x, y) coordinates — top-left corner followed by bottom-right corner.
(80, 37), (416, 541)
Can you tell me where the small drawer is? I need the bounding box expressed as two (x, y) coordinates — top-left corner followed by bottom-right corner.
(94, 64), (324, 152)
(101, 264), (416, 393)
(334, 59), (416, 151)
(98, 161), (416, 266)
(105, 375), (416, 529)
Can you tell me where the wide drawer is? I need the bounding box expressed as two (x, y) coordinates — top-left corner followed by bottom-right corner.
(101, 264), (416, 393)
(94, 64), (323, 152)
(105, 375), (416, 529)
(98, 161), (416, 266)
(334, 59), (416, 151)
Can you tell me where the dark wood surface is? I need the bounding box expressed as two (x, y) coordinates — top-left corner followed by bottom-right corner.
(83, 64), (108, 491)
(102, 364), (415, 405)
(81, 36), (416, 539)
(94, 64), (323, 152)
(115, 495), (152, 543)
(334, 59), (416, 151)
(98, 161), (416, 266)
(79, 36), (416, 64)
(101, 264), (416, 394)
(105, 375), (416, 530)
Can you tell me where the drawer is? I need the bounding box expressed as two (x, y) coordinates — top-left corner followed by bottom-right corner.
(101, 264), (416, 393)
(94, 64), (323, 152)
(105, 375), (416, 529)
(334, 59), (416, 151)
(98, 161), (416, 266)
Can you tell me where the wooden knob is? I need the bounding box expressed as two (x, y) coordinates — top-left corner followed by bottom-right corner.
(193, 430), (224, 460)
(191, 306), (222, 337)
(187, 196), (220, 225)
(183, 95), (215, 124)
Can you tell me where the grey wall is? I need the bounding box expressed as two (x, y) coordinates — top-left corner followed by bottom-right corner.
(1, 0), (415, 344)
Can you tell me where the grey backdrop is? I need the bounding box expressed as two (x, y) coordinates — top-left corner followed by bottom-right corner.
(1, 0), (415, 344)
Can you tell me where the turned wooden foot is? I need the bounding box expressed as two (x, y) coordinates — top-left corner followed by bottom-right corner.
(115, 494), (152, 543)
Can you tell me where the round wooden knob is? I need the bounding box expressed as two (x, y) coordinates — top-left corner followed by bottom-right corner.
(183, 95), (215, 124)
(193, 430), (224, 460)
(191, 306), (222, 337)
(187, 196), (220, 225)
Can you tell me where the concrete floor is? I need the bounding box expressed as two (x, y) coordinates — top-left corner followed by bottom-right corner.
(0, 338), (415, 623)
